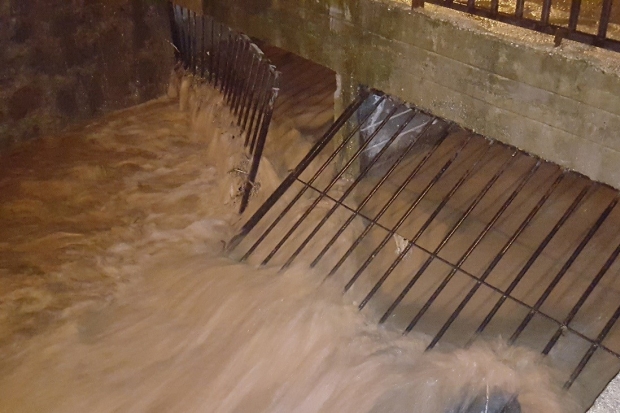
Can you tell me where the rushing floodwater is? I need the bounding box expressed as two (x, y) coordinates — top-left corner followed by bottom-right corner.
(0, 87), (581, 413)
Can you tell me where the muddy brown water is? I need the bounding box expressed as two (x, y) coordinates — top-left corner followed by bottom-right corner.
(0, 86), (583, 413)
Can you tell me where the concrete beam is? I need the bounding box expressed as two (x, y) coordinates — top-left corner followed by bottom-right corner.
(200, 0), (620, 188)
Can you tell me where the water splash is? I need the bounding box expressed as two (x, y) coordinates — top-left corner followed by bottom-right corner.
(0, 86), (577, 413)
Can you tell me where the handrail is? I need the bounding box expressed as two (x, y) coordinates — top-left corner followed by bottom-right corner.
(413, 0), (620, 52)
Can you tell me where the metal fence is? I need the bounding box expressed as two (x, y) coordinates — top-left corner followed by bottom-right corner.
(228, 87), (620, 409)
(413, 0), (620, 52)
(168, 2), (280, 213)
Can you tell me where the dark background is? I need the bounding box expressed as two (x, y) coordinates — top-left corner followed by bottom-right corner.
(0, 0), (174, 149)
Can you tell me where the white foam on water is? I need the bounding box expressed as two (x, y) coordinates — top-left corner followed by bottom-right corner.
(0, 81), (580, 413)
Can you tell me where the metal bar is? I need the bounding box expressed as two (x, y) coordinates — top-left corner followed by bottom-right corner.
(190, 10), (197, 73)
(220, 34), (237, 100)
(239, 53), (263, 131)
(380, 149), (519, 325)
(213, 21), (222, 86)
(239, 72), (281, 214)
(427, 166), (565, 350)
(177, 6), (188, 67)
(254, 72), (278, 154)
(235, 91), (372, 245)
(244, 63), (269, 147)
(166, 5), (280, 217)
(279, 108), (420, 271)
(296, 172), (620, 359)
(568, 0), (582, 32)
(218, 27), (232, 91)
(541, 0), (553, 25)
(597, 0), (614, 41)
(310, 118), (444, 269)
(509, 196), (619, 345)
(515, 0), (526, 18)
(174, 5), (184, 65)
(230, 38), (251, 114)
(376, 147), (518, 322)
(216, 25), (228, 89)
(250, 68), (278, 155)
(223, 35), (241, 102)
(359, 140), (494, 311)
(227, 91), (369, 253)
(565, 301), (620, 389)
(183, 8), (191, 68)
(490, 0), (500, 16)
(403, 159), (543, 337)
(232, 49), (257, 118)
(474, 180), (590, 337)
(343, 133), (473, 292)
(194, 12), (200, 73)
(326, 126), (451, 278)
(215, 25), (227, 88)
(420, 0), (620, 53)
(260, 100), (403, 266)
(230, 37), (245, 101)
(298, 176), (620, 360)
(248, 67), (273, 153)
(237, 40), (254, 111)
(208, 17), (216, 83)
(167, 2), (181, 61)
(543, 238), (620, 355)
(230, 38), (249, 105)
(200, 15), (206, 77)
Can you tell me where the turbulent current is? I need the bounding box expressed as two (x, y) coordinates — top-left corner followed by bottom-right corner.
(0, 83), (579, 413)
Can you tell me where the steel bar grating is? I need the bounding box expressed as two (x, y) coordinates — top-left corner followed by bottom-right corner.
(228, 88), (620, 410)
(168, 2), (280, 213)
(415, 0), (620, 52)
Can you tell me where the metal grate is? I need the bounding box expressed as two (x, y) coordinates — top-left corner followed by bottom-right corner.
(168, 2), (280, 213)
(412, 0), (620, 52)
(228, 88), (620, 409)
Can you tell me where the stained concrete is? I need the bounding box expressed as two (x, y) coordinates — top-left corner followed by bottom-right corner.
(182, 0), (620, 189)
(0, 0), (174, 149)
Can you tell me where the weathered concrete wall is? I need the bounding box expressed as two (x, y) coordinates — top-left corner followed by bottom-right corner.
(0, 0), (174, 148)
(198, 0), (620, 189)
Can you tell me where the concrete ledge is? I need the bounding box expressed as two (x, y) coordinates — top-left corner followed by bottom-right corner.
(199, 0), (620, 188)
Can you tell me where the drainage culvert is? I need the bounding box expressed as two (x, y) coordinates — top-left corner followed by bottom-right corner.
(228, 87), (620, 412)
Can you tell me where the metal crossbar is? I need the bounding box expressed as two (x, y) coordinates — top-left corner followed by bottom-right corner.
(228, 88), (620, 410)
(415, 0), (620, 52)
(168, 2), (280, 213)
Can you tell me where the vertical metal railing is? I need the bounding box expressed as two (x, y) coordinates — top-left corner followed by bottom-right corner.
(168, 2), (280, 213)
(411, 0), (619, 52)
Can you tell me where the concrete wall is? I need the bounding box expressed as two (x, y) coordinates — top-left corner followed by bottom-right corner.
(0, 0), (174, 149)
(196, 0), (620, 189)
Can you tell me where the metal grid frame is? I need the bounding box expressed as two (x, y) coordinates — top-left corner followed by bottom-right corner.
(412, 0), (620, 52)
(168, 2), (280, 213)
(228, 88), (620, 408)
